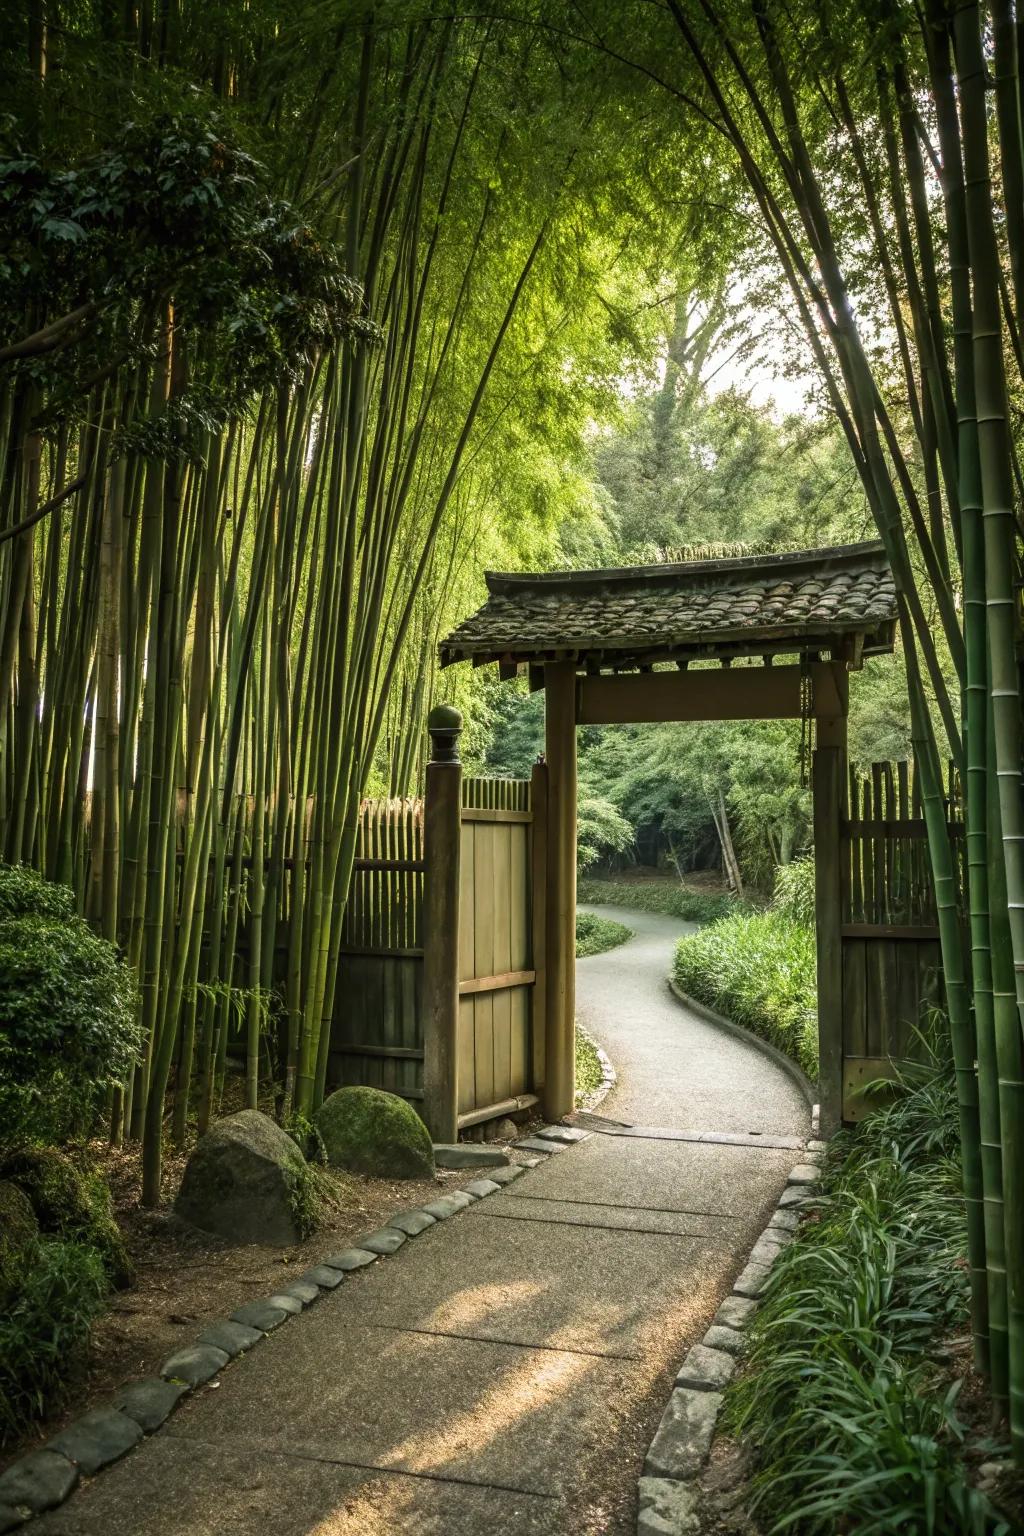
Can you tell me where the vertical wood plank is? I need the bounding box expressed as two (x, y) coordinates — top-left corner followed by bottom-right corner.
(544, 662), (577, 1121)
(421, 711), (463, 1142)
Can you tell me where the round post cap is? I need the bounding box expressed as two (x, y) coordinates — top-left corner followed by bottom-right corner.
(427, 704), (462, 764)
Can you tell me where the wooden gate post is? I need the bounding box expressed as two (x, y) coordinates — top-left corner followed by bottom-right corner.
(422, 705), (462, 1142)
(544, 661), (577, 1121)
(812, 662), (848, 1137)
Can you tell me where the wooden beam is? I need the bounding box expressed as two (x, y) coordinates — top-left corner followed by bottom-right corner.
(460, 808), (531, 824)
(813, 704), (847, 1136)
(421, 711), (463, 1142)
(575, 665), (804, 725)
(458, 968), (536, 996)
(544, 660), (576, 1120)
(530, 759), (549, 1095)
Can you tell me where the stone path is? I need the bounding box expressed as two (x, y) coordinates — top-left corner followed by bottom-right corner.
(33, 906), (809, 1536)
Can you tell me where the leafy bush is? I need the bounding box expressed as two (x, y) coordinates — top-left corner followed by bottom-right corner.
(1, 1147), (132, 1287)
(575, 910), (632, 958)
(672, 908), (818, 1078)
(574, 1027), (605, 1105)
(576, 796), (634, 871)
(770, 855), (815, 925)
(726, 1051), (1009, 1534)
(578, 875), (745, 924)
(0, 865), (141, 1143)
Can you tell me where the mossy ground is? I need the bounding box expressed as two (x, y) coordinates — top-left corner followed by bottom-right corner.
(575, 910), (632, 958)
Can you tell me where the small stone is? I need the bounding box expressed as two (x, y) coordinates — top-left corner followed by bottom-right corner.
(432, 1143), (510, 1169)
(48, 1409), (142, 1475)
(0, 1452), (78, 1514)
(160, 1344), (230, 1387)
(0, 1504), (27, 1533)
(283, 1279), (320, 1305)
(388, 1209), (436, 1237)
(748, 1236), (785, 1270)
(111, 1377), (188, 1433)
(643, 1387), (722, 1479)
(768, 1208), (800, 1232)
(197, 1319), (263, 1357)
(514, 1136), (565, 1154)
(802, 1149), (824, 1165)
(714, 1294), (757, 1331)
(301, 1264), (345, 1289)
(423, 1191), (473, 1219)
(356, 1227), (407, 1255)
(322, 1248), (378, 1272)
(806, 1139), (827, 1152)
(787, 1163), (821, 1186)
(675, 1344), (735, 1391)
(636, 1476), (702, 1536)
(535, 1125), (589, 1144)
(487, 1165), (526, 1186)
(231, 1299), (291, 1330)
(265, 1292), (303, 1314)
(703, 1324), (745, 1357)
(779, 1184), (813, 1208)
(463, 1178), (500, 1198)
(733, 1261), (772, 1299)
(490, 1117), (520, 1140)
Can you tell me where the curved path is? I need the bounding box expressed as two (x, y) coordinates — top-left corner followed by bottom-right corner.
(578, 904), (807, 1137)
(35, 909), (809, 1536)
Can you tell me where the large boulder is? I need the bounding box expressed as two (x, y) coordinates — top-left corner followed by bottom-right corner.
(175, 1110), (309, 1246)
(316, 1087), (434, 1180)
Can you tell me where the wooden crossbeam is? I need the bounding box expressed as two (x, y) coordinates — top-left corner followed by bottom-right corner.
(575, 666), (804, 724)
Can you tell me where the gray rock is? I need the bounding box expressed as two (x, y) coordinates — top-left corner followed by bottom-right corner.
(230, 1299), (291, 1330)
(806, 1139), (828, 1152)
(0, 1452), (78, 1514)
(48, 1409), (142, 1475)
(733, 1260), (773, 1299)
(489, 1117), (520, 1141)
(463, 1178), (501, 1198)
(0, 1504), (27, 1532)
(301, 1264), (345, 1289)
(759, 1221), (794, 1248)
(513, 1136), (565, 1154)
(643, 1387), (722, 1479)
(356, 1227), (407, 1255)
(174, 1109), (308, 1246)
(265, 1292), (304, 1314)
(388, 1209), (436, 1237)
(111, 1377), (188, 1433)
(321, 1248), (378, 1272)
(748, 1236), (785, 1270)
(487, 1164), (526, 1186)
(714, 1294), (758, 1331)
(197, 1319), (263, 1357)
(535, 1125), (589, 1144)
(787, 1163), (821, 1186)
(283, 1278), (320, 1305)
(432, 1143), (510, 1169)
(675, 1343), (735, 1392)
(779, 1184), (813, 1208)
(160, 1344), (230, 1387)
(703, 1324), (745, 1356)
(636, 1476), (702, 1536)
(768, 1207), (800, 1232)
(423, 1191), (473, 1219)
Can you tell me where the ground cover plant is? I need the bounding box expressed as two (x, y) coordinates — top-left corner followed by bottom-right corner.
(574, 1028), (605, 1106)
(575, 910), (632, 958)
(578, 876), (744, 926)
(725, 1047), (1014, 1534)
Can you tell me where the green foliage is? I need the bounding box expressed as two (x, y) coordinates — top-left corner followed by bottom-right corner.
(1, 1147), (132, 1288)
(771, 856), (816, 926)
(578, 876), (744, 924)
(574, 1027), (605, 1105)
(577, 796), (634, 872)
(727, 1054), (1009, 1534)
(672, 909), (818, 1078)
(575, 910), (632, 958)
(0, 867), (141, 1145)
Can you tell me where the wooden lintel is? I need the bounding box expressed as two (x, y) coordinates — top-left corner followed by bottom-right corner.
(575, 666), (804, 725)
(337, 1043), (425, 1060)
(811, 660), (848, 721)
(458, 968), (536, 996)
(460, 808), (532, 824)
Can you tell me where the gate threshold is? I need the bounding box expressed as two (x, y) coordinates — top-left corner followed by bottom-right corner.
(567, 1111), (806, 1153)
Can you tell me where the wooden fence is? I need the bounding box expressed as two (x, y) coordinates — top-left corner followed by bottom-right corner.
(839, 759), (962, 1119)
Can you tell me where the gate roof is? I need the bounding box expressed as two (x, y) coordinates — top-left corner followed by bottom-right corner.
(440, 541), (896, 672)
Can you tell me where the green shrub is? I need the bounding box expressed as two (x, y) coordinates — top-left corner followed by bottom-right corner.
(574, 1027), (605, 1105)
(0, 1235), (107, 1445)
(726, 1053), (1009, 1534)
(575, 910), (632, 958)
(672, 909), (818, 1078)
(1, 1147), (132, 1287)
(578, 876), (746, 924)
(770, 855), (815, 925)
(0, 865), (141, 1144)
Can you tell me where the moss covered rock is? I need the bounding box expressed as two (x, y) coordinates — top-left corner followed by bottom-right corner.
(1, 1147), (132, 1287)
(315, 1086), (434, 1180)
(175, 1109), (311, 1246)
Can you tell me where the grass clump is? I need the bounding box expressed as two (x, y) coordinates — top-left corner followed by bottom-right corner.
(574, 1026), (605, 1105)
(577, 876), (745, 924)
(672, 908), (818, 1078)
(575, 910), (632, 958)
(726, 1047), (1011, 1535)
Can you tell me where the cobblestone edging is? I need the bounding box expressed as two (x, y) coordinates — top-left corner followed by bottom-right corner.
(0, 1125), (590, 1534)
(576, 1024), (617, 1113)
(636, 1146), (826, 1536)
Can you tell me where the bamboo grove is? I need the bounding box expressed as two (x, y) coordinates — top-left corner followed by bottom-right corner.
(0, 9), (674, 1204)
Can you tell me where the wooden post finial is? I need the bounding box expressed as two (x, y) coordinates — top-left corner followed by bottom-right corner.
(428, 704), (462, 764)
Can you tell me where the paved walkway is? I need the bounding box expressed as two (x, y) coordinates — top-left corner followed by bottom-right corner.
(38, 908), (809, 1536)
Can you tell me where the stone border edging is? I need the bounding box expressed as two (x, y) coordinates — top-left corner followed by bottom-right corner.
(635, 1145), (827, 1536)
(667, 978), (817, 1112)
(576, 1023), (617, 1113)
(0, 1126), (590, 1533)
